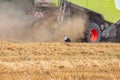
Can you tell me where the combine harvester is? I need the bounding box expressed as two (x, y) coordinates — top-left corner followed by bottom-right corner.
(32, 0), (120, 43)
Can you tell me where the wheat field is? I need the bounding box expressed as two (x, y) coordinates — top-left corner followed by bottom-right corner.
(0, 41), (120, 80)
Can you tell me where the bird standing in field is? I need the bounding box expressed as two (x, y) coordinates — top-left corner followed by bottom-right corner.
(64, 34), (71, 42)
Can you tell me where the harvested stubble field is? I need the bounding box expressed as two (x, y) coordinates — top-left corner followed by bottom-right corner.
(0, 41), (120, 80)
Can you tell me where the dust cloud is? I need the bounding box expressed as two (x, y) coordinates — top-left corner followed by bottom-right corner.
(31, 14), (88, 42)
(0, 0), (88, 42)
(0, 0), (34, 41)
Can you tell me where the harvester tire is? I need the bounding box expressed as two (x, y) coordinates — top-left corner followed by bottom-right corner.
(86, 23), (101, 43)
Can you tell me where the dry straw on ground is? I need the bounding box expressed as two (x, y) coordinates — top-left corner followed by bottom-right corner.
(0, 41), (120, 80)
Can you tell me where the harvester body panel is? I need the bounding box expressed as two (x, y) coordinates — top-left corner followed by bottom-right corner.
(34, 0), (60, 7)
(34, 0), (120, 24)
(68, 0), (120, 24)
(86, 0), (120, 24)
(68, 0), (88, 8)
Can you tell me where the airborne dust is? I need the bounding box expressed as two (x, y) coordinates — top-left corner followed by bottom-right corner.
(0, 0), (87, 42)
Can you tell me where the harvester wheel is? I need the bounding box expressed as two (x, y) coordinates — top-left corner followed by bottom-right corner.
(86, 23), (101, 43)
(116, 25), (120, 42)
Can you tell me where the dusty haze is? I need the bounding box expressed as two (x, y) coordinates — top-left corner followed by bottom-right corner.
(0, 0), (34, 41)
(0, 0), (87, 42)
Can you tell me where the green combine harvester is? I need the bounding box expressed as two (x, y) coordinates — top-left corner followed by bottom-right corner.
(33, 0), (120, 43)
